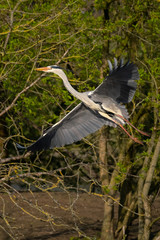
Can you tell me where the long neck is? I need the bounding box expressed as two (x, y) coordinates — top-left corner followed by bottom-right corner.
(56, 69), (101, 111)
(57, 70), (84, 101)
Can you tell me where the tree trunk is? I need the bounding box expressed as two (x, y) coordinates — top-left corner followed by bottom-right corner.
(101, 197), (114, 240)
(142, 136), (160, 240)
(137, 131), (156, 240)
(99, 127), (115, 240)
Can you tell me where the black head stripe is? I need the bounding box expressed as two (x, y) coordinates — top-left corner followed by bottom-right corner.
(51, 65), (63, 69)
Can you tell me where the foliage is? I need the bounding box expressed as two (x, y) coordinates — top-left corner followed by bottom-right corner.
(0, 0), (160, 239)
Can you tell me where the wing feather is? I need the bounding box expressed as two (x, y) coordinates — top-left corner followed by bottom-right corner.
(17, 57), (136, 152)
(21, 103), (112, 152)
(91, 59), (139, 104)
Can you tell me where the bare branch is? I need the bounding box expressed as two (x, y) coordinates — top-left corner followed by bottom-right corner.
(0, 152), (30, 164)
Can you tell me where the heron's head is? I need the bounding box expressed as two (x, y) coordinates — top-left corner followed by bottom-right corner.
(36, 65), (63, 74)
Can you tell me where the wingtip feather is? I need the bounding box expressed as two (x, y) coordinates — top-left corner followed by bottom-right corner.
(16, 143), (27, 151)
(107, 60), (113, 72)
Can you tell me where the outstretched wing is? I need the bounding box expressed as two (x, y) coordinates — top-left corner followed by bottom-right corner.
(90, 58), (139, 104)
(17, 103), (115, 152)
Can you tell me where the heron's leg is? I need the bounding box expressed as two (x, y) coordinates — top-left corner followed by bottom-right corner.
(111, 118), (143, 145)
(115, 114), (150, 137)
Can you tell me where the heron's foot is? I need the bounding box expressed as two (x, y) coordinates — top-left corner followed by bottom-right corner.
(132, 137), (144, 145)
(115, 114), (150, 138)
(136, 129), (150, 137)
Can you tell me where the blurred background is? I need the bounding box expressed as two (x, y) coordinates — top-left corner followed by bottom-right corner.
(0, 0), (160, 239)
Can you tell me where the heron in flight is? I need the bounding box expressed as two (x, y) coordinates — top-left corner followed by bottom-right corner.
(17, 58), (148, 152)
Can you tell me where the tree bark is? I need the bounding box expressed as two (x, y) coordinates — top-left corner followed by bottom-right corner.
(99, 127), (115, 240)
(137, 131), (156, 240)
(142, 136), (160, 240)
(101, 197), (114, 240)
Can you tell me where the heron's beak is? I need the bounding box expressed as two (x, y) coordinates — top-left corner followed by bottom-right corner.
(35, 67), (51, 72)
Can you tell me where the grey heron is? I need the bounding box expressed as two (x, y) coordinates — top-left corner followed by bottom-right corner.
(17, 58), (149, 152)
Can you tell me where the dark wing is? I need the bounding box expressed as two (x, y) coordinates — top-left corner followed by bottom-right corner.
(17, 103), (114, 152)
(90, 58), (139, 104)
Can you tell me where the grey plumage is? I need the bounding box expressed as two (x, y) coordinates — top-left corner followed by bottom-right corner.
(91, 59), (138, 104)
(26, 104), (109, 151)
(17, 58), (141, 152)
